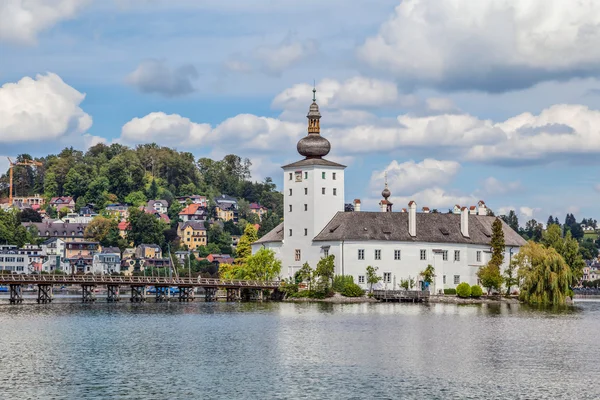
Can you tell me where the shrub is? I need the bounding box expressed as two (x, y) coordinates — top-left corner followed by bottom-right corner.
(456, 282), (472, 298)
(341, 283), (365, 297)
(288, 290), (327, 299)
(332, 275), (354, 293)
(444, 288), (457, 295)
(281, 283), (299, 296)
(470, 285), (483, 298)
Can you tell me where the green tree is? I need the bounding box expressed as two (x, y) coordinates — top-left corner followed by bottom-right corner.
(490, 218), (505, 268)
(315, 255), (335, 289)
(420, 264), (435, 287)
(516, 241), (572, 306)
(503, 260), (519, 296)
(147, 178), (159, 199)
(44, 171), (59, 198)
(124, 191), (147, 207)
(84, 216), (113, 243)
(20, 208), (42, 222)
(477, 264), (504, 294)
(235, 223), (258, 263)
(127, 208), (166, 248)
(298, 262), (314, 290)
(366, 265), (381, 293)
(542, 224), (585, 284)
(245, 248), (282, 281)
(500, 210), (519, 232)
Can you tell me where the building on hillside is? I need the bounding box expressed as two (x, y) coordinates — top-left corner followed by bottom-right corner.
(206, 254), (234, 268)
(50, 197), (76, 212)
(41, 256), (70, 273)
(252, 89), (527, 293)
(215, 195), (238, 223)
(0, 245), (31, 273)
(118, 221), (130, 239)
(249, 203), (268, 220)
(79, 206), (95, 216)
(62, 213), (96, 224)
(175, 250), (190, 262)
(176, 195), (207, 207)
(140, 206), (170, 224)
(67, 256), (94, 273)
(19, 244), (47, 264)
(23, 221), (88, 241)
(41, 237), (66, 259)
(13, 194), (45, 208)
(105, 204), (129, 220)
(65, 241), (100, 259)
(92, 248), (121, 274)
(179, 203), (208, 222)
(136, 244), (162, 259)
(177, 221), (207, 250)
(146, 200), (168, 214)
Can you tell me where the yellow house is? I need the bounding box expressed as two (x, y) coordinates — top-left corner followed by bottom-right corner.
(249, 203), (268, 220)
(135, 244), (162, 259)
(177, 221), (207, 250)
(215, 205), (235, 222)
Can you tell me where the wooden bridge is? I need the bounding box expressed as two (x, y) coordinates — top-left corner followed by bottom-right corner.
(372, 289), (430, 303)
(0, 274), (281, 304)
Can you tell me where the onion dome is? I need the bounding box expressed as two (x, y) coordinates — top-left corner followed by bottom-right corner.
(297, 86), (331, 158)
(382, 172), (391, 199)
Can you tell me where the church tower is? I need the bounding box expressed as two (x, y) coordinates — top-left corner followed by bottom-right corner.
(279, 87), (346, 277)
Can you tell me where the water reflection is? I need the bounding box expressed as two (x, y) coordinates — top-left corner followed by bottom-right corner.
(0, 301), (598, 399)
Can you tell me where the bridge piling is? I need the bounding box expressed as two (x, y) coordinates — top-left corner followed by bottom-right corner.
(205, 287), (217, 302)
(9, 284), (23, 304)
(130, 285), (146, 302)
(226, 288), (240, 302)
(107, 285), (120, 302)
(155, 286), (169, 302)
(178, 287), (194, 302)
(37, 284), (53, 304)
(82, 284), (96, 303)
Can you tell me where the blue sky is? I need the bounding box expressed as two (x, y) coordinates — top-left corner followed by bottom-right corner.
(2, 0), (600, 225)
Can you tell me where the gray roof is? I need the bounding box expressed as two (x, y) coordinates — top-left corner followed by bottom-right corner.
(23, 222), (88, 237)
(281, 158), (346, 169)
(178, 221), (206, 230)
(254, 213), (526, 247)
(313, 212), (527, 246)
(254, 222), (284, 244)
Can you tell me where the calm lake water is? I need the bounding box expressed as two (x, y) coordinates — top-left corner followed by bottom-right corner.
(0, 300), (598, 400)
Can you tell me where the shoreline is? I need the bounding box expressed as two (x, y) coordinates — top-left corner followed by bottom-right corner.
(284, 293), (522, 304)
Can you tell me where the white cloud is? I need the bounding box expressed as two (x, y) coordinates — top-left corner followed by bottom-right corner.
(0, 73), (92, 143)
(120, 112), (211, 147)
(370, 159), (461, 196)
(272, 77), (402, 111)
(519, 206), (542, 220)
(0, 0), (89, 44)
(481, 177), (521, 196)
(467, 104), (600, 164)
(357, 0), (600, 92)
(125, 59), (199, 97)
(254, 38), (318, 75)
(223, 60), (252, 73)
(119, 112), (303, 154)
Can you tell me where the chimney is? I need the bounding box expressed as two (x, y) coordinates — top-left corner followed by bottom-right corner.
(422, 207), (430, 214)
(353, 199), (361, 212)
(453, 204), (461, 214)
(478, 200), (486, 215)
(461, 206), (469, 237)
(408, 201), (417, 237)
(380, 200), (388, 213)
(469, 205), (477, 215)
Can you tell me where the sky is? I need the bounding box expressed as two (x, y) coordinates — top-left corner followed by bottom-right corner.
(2, 0), (600, 225)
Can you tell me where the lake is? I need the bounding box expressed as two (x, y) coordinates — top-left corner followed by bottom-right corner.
(0, 300), (598, 399)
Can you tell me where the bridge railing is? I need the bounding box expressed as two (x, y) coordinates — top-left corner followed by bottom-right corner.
(0, 274), (281, 288)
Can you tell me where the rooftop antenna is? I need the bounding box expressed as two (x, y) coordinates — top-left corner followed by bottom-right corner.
(312, 79), (316, 102)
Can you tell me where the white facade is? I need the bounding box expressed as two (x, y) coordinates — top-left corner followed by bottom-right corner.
(280, 164), (345, 277)
(0, 249), (30, 273)
(92, 253), (121, 274)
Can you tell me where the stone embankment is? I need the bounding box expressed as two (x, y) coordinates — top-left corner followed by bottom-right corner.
(428, 295), (519, 304)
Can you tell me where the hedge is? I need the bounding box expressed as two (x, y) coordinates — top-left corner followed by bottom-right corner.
(470, 285), (483, 298)
(456, 282), (472, 298)
(444, 288), (457, 295)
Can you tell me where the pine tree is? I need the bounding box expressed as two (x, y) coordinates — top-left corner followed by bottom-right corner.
(489, 218), (505, 269)
(547, 215), (555, 227)
(147, 178), (159, 200)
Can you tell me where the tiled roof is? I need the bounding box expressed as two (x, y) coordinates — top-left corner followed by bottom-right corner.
(179, 221), (206, 231)
(253, 222), (284, 244)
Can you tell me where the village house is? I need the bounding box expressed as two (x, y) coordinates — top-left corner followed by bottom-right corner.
(177, 221), (207, 250)
(206, 254), (234, 268)
(135, 244), (162, 259)
(179, 203), (207, 222)
(13, 194), (45, 209)
(249, 203), (268, 220)
(92, 247), (121, 274)
(105, 203), (129, 220)
(50, 196), (76, 212)
(65, 241), (100, 259)
(146, 200), (169, 214)
(118, 221), (130, 239)
(41, 237), (66, 259)
(23, 221), (88, 242)
(0, 246), (30, 274)
(176, 195), (207, 207)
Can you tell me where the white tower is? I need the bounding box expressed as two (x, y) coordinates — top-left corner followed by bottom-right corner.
(280, 87), (346, 278)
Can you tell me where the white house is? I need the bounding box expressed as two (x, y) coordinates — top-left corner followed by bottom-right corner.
(0, 246), (30, 274)
(252, 89), (526, 293)
(92, 248), (121, 274)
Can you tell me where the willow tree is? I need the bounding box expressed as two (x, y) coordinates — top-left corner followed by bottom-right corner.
(515, 241), (572, 306)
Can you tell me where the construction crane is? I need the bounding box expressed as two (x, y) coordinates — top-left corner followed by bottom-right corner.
(7, 157), (43, 205)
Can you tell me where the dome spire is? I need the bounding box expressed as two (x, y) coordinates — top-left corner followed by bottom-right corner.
(297, 85), (331, 159)
(381, 172), (393, 212)
(382, 172), (391, 200)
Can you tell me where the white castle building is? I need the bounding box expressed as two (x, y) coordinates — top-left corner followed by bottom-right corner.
(252, 89), (526, 293)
